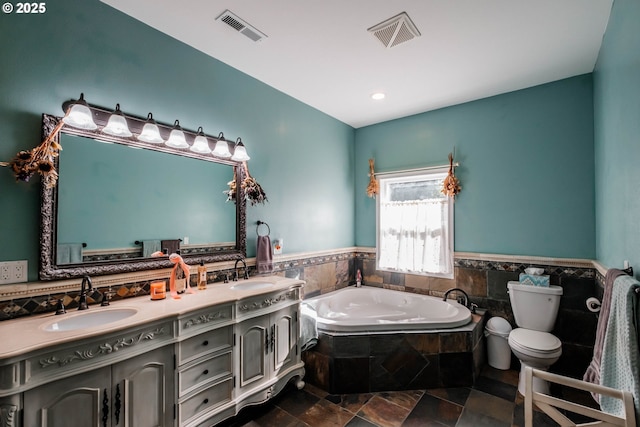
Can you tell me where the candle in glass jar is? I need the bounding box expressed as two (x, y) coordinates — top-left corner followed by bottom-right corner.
(150, 281), (166, 300)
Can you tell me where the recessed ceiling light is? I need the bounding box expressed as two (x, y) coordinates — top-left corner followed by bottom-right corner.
(371, 92), (385, 100)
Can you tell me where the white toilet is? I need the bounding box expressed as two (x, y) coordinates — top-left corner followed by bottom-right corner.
(507, 281), (563, 395)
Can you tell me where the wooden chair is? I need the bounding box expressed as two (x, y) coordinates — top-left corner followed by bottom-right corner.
(524, 367), (636, 427)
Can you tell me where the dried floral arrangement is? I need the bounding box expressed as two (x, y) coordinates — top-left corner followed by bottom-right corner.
(0, 114), (66, 188)
(441, 152), (461, 197)
(224, 162), (268, 206)
(366, 158), (379, 198)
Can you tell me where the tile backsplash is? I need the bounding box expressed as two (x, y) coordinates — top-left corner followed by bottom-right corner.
(0, 249), (599, 379)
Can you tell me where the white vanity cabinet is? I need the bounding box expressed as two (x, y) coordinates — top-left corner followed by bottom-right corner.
(23, 346), (174, 427)
(234, 289), (304, 410)
(236, 306), (298, 395)
(0, 277), (305, 427)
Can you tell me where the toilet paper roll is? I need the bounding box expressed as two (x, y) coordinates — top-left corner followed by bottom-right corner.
(586, 297), (601, 313)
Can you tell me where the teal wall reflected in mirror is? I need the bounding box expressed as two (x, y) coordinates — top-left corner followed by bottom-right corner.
(56, 133), (235, 261)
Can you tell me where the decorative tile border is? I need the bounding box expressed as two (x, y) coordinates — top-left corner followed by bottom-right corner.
(0, 247), (603, 321)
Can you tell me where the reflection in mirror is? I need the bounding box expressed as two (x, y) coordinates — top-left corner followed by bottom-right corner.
(40, 114), (247, 280)
(56, 134), (236, 264)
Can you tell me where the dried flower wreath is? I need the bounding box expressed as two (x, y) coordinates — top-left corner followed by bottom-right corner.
(366, 158), (379, 198)
(224, 161), (268, 206)
(441, 152), (461, 197)
(1, 112), (67, 188)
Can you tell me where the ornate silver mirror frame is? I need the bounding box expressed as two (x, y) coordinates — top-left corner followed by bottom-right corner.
(39, 113), (247, 280)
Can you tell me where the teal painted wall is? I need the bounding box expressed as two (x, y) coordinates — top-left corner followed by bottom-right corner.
(355, 76), (596, 259)
(593, 0), (640, 270)
(0, 0), (355, 280)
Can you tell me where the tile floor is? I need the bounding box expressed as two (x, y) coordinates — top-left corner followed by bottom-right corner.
(218, 366), (600, 427)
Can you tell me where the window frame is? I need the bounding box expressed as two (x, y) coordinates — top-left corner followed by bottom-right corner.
(375, 167), (454, 279)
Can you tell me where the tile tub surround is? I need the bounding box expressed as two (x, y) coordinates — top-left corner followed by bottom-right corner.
(302, 311), (487, 394)
(0, 248), (598, 380)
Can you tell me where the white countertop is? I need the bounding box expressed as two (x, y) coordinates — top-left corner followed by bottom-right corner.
(0, 275), (303, 361)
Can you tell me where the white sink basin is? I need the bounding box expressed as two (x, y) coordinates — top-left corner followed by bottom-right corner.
(230, 282), (274, 291)
(43, 308), (138, 332)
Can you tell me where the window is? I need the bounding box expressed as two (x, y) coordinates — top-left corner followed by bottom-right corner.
(376, 168), (454, 278)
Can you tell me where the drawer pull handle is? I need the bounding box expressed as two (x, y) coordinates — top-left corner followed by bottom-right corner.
(203, 398), (209, 405)
(202, 340), (209, 346)
(203, 369), (209, 375)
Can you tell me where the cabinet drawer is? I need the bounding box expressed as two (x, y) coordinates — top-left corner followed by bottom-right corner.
(179, 378), (233, 426)
(178, 326), (233, 364)
(178, 304), (233, 336)
(179, 351), (232, 396)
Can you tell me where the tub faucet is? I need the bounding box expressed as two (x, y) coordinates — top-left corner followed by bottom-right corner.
(78, 275), (93, 310)
(233, 257), (249, 281)
(443, 287), (471, 310)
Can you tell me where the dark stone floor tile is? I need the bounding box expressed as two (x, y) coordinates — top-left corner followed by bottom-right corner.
(463, 389), (514, 424)
(217, 402), (276, 427)
(479, 365), (520, 387)
(424, 387), (471, 406)
(344, 415), (378, 427)
(455, 409), (511, 427)
(275, 388), (321, 417)
(250, 406), (311, 427)
(377, 390), (423, 411)
(297, 399), (355, 427)
(325, 393), (374, 414)
(472, 375), (518, 401)
(304, 382), (330, 398)
(357, 395), (411, 427)
(511, 400), (557, 427)
(401, 393), (462, 427)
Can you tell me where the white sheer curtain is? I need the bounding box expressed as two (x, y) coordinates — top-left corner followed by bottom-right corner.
(378, 198), (452, 275)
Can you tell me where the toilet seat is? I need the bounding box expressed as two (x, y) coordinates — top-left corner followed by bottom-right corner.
(509, 328), (562, 358)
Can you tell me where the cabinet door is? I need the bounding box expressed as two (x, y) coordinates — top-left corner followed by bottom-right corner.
(111, 347), (175, 427)
(236, 315), (269, 390)
(23, 366), (111, 427)
(271, 306), (298, 375)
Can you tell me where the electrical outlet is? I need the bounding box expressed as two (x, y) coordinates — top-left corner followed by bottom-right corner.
(0, 264), (10, 282)
(0, 260), (28, 284)
(13, 260), (27, 282)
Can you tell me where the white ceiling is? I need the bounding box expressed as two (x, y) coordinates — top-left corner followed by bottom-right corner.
(100, 0), (612, 129)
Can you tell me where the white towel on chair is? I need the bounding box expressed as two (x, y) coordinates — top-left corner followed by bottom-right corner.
(599, 274), (640, 420)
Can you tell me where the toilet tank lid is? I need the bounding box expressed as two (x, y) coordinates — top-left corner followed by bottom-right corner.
(507, 281), (563, 295)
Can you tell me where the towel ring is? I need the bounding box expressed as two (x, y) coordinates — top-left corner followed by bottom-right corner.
(257, 220), (270, 237)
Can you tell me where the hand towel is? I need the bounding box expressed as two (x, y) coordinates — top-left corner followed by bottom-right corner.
(599, 274), (640, 420)
(142, 240), (161, 257)
(584, 268), (625, 399)
(56, 243), (83, 264)
(256, 235), (273, 274)
(300, 303), (318, 351)
(161, 239), (181, 256)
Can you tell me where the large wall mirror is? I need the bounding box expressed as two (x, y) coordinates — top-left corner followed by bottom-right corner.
(40, 113), (247, 280)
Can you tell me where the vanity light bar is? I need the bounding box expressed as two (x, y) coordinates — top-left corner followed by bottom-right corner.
(61, 93), (249, 164)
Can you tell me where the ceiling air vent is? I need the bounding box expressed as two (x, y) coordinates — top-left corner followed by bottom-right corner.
(216, 10), (267, 42)
(368, 12), (420, 48)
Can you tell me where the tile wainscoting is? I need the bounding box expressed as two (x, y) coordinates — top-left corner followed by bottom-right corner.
(0, 248), (598, 380)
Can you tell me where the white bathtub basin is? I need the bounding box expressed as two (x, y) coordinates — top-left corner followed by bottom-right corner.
(43, 308), (138, 332)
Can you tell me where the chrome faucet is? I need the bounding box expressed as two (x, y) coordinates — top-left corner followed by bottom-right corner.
(233, 257), (249, 281)
(78, 275), (93, 310)
(443, 287), (475, 312)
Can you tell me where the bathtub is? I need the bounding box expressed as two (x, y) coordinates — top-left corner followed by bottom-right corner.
(303, 285), (472, 333)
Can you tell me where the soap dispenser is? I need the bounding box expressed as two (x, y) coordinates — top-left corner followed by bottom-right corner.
(197, 262), (207, 290)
